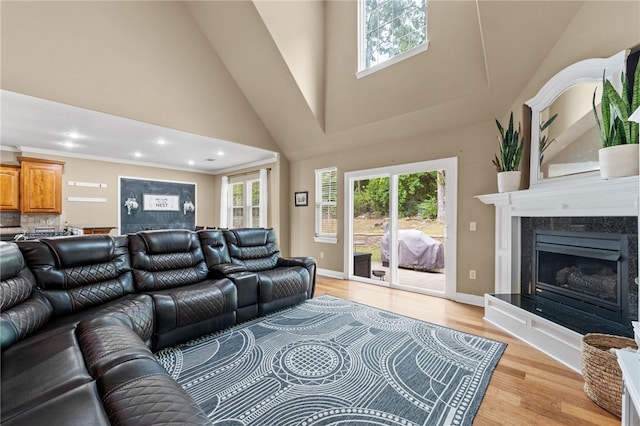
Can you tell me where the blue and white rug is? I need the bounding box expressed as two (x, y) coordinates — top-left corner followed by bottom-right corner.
(155, 295), (506, 425)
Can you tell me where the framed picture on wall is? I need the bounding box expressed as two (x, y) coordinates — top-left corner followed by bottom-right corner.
(143, 194), (180, 211)
(294, 191), (308, 207)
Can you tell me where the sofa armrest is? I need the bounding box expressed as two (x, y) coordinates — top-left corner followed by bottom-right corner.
(277, 257), (317, 298)
(209, 263), (248, 278)
(100, 358), (210, 425)
(277, 256), (315, 268)
(76, 313), (155, 379)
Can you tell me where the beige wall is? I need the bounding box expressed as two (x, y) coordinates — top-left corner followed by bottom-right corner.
(1, 150), (217, 233)
(290, 120), (497, 296)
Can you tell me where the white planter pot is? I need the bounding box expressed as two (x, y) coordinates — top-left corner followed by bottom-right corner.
(497, 171), (521, 193)
(599, 144), (639, 179)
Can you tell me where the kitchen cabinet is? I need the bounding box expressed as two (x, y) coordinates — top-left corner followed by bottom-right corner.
(0, 165), (20, 211)
(19, 157), (64, 214)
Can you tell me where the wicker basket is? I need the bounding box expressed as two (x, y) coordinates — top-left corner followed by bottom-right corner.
(581, 333), (638, 417)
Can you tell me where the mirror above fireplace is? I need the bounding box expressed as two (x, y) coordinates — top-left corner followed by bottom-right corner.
(525, 50), (627, 187)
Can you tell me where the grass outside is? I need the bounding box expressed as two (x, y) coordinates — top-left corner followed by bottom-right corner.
(354, 217), (444, 235)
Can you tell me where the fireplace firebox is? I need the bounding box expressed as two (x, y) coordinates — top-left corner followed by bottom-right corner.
(532, 230), (629, 325)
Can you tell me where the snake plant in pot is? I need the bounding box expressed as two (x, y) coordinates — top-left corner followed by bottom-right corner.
(493, 112), (524, 192)
(592, 62), (640, 179)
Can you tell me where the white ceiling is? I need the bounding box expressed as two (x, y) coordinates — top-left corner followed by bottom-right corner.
(0, 90), (278, 174)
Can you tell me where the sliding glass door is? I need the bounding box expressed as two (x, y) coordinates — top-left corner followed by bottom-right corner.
(345, 158), (456, 299)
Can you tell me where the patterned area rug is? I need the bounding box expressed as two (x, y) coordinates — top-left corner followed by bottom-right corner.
(155, 295), (506, 425)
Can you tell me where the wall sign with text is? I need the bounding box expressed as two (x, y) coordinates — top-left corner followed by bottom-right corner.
(143, 194), (180, 211)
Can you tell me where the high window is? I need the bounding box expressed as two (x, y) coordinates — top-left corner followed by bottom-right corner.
(358, 0), (428, 75)
(315, 167), (338, 243)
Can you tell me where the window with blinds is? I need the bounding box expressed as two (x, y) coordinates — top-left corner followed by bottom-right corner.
(315, 167), (338, 243)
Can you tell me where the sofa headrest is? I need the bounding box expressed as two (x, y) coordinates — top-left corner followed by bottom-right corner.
(41, 235), (117, 268)
(0, 242), (26, 281)
(137, 230), (197, 254)
(227, 228), (276, 247)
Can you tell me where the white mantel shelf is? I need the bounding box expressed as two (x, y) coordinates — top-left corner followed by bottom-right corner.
(477, 175), (639, 218)
(477, 174), (639, 373)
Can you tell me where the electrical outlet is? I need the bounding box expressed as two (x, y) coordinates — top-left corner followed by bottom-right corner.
(469, 270), (476, 279)
(320, 251), (324, 259)
(469, 221), (477, 231)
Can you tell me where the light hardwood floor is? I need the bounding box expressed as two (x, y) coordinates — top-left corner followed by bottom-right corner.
(316, 276), (619, 426)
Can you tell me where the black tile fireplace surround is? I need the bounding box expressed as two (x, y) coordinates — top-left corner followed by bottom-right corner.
(519, 216), (638, 337)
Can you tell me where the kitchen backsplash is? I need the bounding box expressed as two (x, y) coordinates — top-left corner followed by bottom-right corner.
(21, 214), (64, 231)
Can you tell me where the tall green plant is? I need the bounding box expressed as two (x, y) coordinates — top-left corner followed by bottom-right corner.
(592, 63), (640, 147)
(492, 112), (524, 172)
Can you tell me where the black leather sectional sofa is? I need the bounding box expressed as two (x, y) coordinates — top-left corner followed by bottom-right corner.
(0, 227), (316, 425)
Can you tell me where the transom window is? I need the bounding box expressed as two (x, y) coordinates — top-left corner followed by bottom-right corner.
(358, 0), (428, 74)
(315, 167), (338, 243)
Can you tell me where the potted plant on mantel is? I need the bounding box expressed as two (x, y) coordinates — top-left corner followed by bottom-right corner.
(592, 62), (640, 179)
(493, 112), (524, 193)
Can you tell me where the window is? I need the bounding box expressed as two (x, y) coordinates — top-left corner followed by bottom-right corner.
(315, 167), (338, 243)
(358, 0), (428, 74)
(229, 179), (261, 228)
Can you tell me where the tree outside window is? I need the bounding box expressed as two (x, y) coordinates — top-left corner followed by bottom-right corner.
(360, 0), (427, 71)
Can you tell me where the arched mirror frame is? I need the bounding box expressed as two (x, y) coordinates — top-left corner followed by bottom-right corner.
(525, 50), (627, 187)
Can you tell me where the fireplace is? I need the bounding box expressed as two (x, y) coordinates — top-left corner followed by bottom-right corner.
(478, 176), (639, 372)
(521, 216), (638, 337)
(531, 230), (629, 325)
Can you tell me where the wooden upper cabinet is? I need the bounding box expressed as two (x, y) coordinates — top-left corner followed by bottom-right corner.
(19, 157), (64, 214)
(0, 165), (21, 211)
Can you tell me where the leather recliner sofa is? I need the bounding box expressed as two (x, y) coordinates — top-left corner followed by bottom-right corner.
(200, 228), (316, 317)
(0, 228), (316, 425)
(128, 229), (237, 351)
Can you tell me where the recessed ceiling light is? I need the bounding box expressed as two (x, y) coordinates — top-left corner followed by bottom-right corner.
(157, 139), (166, 145)
(133, 151), (142, 158)
(61, 141), (75, 148)
(65, 132), (81, 139)
(188, 160), (195, 166)
(217, 150), (224, 156)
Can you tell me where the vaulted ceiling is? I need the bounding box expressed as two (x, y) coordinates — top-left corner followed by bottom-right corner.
(185, 0), (584, 161)
(3, 1), (633, 171)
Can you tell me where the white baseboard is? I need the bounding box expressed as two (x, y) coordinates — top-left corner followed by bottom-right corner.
(484, 294), (582, 373)
(455, 292), (484, 307)
(317, 268), (345, 279)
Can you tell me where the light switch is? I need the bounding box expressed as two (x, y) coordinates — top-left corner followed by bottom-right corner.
(470, 222), (477, 231)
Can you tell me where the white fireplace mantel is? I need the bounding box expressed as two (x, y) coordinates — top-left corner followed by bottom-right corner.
(477, 175), (639, 373)
(477, 175), (639, 294)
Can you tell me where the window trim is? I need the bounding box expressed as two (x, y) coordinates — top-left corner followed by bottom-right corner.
(314, 167), (338, 244)
(356, 42), (430, 79)
(356, 0), (429, 78)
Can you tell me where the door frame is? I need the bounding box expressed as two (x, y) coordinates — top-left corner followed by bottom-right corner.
(343, 157), (458, 299)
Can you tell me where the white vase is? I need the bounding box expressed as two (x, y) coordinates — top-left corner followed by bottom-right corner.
(497, 171), (521, 193)
(598, 144), (639, 179)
